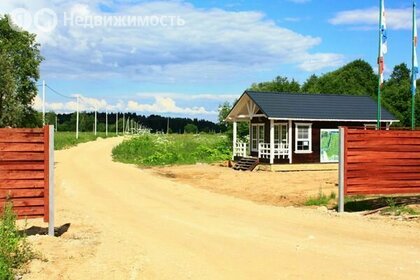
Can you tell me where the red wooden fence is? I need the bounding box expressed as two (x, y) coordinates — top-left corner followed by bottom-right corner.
(342, 127), (420, 195)
(0, 127), (51, 221)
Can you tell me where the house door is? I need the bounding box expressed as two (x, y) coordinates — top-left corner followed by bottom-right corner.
(274, 123), (288, 145)
(251, 124), (264, 152)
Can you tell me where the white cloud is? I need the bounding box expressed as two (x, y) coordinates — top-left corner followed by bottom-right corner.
(33, 95), (216, 115)
(298, 53), (344, 72)
(1, 0), (343, 83)
(330, 7), (415, 30)
(127, 97), (216, 115)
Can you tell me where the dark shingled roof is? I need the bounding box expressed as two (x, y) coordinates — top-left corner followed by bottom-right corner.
(245, 91), (398, 121)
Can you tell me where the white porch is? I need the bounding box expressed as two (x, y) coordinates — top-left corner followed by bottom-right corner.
(232, 120), (292, 164)
(227, 94), (293, 164)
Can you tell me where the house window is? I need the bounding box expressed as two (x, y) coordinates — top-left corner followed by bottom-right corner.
(251, 124), (265, 151)
(295, 123), (312, 153)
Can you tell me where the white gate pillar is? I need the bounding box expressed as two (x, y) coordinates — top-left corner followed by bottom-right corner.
(232, 121), (237, 160)
(270, 119), (274, 164)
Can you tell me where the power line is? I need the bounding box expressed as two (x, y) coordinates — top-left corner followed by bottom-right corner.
(45, 84), (75, 100)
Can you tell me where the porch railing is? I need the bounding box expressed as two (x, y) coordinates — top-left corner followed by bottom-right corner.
(258, 143), (290, 159)
(234, 142), (248, 158)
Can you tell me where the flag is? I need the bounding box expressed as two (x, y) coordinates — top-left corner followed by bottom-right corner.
(413, 1), (418, 95)
(379, 0), (387, 85)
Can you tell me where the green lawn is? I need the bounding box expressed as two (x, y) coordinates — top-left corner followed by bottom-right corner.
(55, 132), (117, 150)
(112, 133), (231, 166)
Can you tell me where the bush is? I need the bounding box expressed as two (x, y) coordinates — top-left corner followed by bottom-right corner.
(112, 133), (232, 166)
(184, 124), (198, 134)
(0, 202), (34, 279)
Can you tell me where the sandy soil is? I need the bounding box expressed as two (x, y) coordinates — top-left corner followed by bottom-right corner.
(153, 165), (338, 207)
(20, 137), (420, 280)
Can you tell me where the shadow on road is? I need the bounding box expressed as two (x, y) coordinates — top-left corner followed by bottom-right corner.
(19, 223), (71, 237)
(343, 196), (420, 212)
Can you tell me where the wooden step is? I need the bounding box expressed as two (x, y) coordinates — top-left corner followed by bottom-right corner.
(232, 157), (259, 171)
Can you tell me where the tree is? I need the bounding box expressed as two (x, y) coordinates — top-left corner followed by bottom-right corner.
(218, 101), (248, 142)
(302, 59), (377, 95)
(0, 15), (43, 127)
(382, 63), (415, 127)
(249, 76), (301, 93)
(0, 51), (17, 127)
(301, 74), (319, 93)
(184, 123), (198, 134)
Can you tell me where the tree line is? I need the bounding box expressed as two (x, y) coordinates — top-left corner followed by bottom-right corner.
(44, 112), (224, 134)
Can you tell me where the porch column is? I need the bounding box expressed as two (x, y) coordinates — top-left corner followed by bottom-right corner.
(288, 120), (293, 164)
(232, 120), (237, 160)
(270, 119), (274, 164)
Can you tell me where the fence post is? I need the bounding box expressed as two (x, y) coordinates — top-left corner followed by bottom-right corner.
(48, 125), (55, 236)
(338, 127), (345, 213)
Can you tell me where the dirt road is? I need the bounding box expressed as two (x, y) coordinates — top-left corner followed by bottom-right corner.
(23, 137), (420, 280)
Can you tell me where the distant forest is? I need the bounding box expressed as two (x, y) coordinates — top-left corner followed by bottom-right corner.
(45, 112), (224, 134)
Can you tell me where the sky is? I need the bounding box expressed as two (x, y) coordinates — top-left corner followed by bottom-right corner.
(0, 0), (418, 121)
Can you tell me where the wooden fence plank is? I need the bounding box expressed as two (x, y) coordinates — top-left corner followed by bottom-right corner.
(347, 152), (420, 159)
(0, 180), (45, 189)
(1, 171), (44, 180)
(0, 198), (44, 207)
(0, 143), (45, 152)
(13, 206), (45, 216)
(0, 152), (44, 161)
(0, 128), (44, 133)
(0, 189), (44, 199)
(0, 162), (44, 171)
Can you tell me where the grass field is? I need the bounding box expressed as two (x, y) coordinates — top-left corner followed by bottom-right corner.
(112, 133), (231, 166)
(55, 132), (117, 150)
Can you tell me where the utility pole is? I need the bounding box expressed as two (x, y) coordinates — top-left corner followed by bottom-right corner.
(94, 108), (97, 136)
(55, 115), (58, 132)
(123, 113), (125, 134)
(76, 95), (79, 139)
(106, 109), (108, 136)
(42, 80), (46, 126)
(116, 112), (119, 135)
(126, 117), (130, 134)
(167, 117), (170, 134)
(131, 119), (134, 134)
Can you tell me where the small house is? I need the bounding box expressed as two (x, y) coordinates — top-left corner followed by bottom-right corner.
(225, 91), (398, 165)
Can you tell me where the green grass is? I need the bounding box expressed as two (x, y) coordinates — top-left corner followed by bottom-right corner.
(112, 133), (231, 166)
(381, 198), (420, 216)
(305, 190), (337, 206)
(0, 203), (35, 280)
(55, 132), (117, 150)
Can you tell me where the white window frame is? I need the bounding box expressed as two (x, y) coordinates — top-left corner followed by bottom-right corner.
(295, 123), (312, 154)
(251, 123), (265, 152)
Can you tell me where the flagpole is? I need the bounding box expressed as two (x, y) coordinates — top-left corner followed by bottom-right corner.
(412, 1), (417, 130)
(377, 0), (383, 129)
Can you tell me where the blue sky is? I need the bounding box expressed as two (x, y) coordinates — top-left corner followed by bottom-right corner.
(1, 0), (418, 121)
